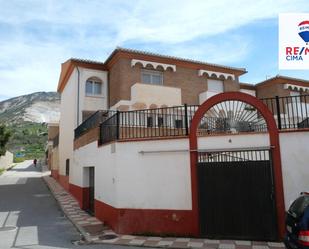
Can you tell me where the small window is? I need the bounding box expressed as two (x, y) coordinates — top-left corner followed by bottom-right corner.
(86, 78), (103, 96)
(142, 70), (163, 85)
(65, 159), (70, 176)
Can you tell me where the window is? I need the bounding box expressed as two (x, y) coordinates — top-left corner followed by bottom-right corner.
(141, 70), (163, 85)
(86, 78), (103, 96)
(208, 79), (224, 93)
(65, 159), (70, 176)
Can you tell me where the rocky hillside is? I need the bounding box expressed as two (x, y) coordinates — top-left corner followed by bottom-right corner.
(0, 92), (60, 159)
(0, 92), (60, 124)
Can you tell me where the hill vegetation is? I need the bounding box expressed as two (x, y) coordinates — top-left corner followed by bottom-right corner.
(7, 122), (48, 160)
(0, 92), (60, 161)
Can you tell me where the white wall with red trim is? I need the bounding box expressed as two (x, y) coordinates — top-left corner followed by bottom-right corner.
(279, 131), (309, 208)
(71, 133), (276, 210)
(59, 68), (77, 176)
(58, 67), (108, 178)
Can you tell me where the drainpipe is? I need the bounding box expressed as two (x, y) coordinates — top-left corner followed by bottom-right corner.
(76, 67), (80, 127)
(107, 70), (110, 109)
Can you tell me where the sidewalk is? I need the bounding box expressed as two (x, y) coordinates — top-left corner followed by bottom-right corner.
(43, 175), (286, 249)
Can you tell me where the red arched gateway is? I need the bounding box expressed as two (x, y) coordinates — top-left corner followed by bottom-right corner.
(189, 92), (285, 240)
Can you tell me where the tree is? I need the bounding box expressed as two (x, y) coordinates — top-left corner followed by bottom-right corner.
(0, 125), (11, 156)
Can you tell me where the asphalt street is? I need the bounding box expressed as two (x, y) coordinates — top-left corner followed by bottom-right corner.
(0, 160), (153, 249)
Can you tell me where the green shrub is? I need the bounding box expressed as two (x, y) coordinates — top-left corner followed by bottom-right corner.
(13, 157), (25, 163)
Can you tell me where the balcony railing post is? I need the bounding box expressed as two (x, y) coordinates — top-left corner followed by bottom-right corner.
(184, 104), (189, 136)
(275, 96), (282, 130)
(116, 110), (120, 140)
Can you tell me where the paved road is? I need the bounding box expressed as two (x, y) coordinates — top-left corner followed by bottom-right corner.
(0, 161), (151, 249)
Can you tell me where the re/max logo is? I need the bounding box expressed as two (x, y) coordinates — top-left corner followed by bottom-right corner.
(285, 47), (309, 61)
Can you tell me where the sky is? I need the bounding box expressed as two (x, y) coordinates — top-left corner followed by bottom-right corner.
(0, 0), (309, 101)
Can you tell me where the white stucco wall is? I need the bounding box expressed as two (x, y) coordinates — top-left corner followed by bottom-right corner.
(72, 133), (273, 210)
(78, 68), (108, 125)
(59, 67), (108, 176)
(198, 133), (269, 149)
(199, 91), (220, 104)
(59, 69), (77, 176)
(279, 131), (309, 208)
(73, 141), (118, 206)
(73, 139), (191, 210)
(240, 89), (256, 96)
(131, 83), (182, 107)
(114, 139), (191, 209)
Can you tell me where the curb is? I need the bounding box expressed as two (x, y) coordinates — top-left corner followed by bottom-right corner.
(42, 175), (97, 244)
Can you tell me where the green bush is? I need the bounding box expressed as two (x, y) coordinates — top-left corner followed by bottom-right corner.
(13, 157), (25, 163)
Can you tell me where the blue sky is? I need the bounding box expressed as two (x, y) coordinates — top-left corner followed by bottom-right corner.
(0, 0), (309, 101)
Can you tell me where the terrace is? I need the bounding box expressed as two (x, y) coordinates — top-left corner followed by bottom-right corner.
(74, 94), (309, 147)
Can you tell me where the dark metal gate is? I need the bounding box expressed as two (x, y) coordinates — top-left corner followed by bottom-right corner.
(197, 149), (278, 241)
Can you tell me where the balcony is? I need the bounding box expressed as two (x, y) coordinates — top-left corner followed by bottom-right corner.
(131, 83), (182, 107)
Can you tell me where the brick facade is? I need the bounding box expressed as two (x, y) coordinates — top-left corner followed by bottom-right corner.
(109, 57), (241, 106)
(256, 76), (309, 99)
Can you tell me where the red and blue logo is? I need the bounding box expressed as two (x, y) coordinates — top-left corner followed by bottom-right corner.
(298, 20), (309, 44)
(285, 20), (309, 61)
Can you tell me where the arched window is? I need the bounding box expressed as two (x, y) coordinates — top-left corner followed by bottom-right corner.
(86, 77), (103, 96)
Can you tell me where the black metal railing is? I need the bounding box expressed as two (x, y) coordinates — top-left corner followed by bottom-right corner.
(99, 112), (119, 145)
(118, 105), (199, 139)
(74, 110), (116, 139)
(99, 105), (198, 144)
(97, 95), (309, 146)
(261, 94), (309, 129)
(52, 134), (59, 148)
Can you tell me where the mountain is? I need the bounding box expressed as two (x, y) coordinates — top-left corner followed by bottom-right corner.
(0, 92), (60, 159)
(0, 92), (60, 124)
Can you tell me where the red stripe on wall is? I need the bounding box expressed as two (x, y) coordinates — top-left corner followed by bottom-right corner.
(95, 199), (196, 236)
(50, 169), (69, 193)
(51, 169), (59, 179)
(69, 183), (90, 210)
(58, 175), (69, 191)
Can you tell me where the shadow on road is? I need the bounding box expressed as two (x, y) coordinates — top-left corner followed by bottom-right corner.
(8, 163), (42, 172)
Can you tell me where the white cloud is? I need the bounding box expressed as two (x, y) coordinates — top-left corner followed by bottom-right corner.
(0, 0), (309, 99)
